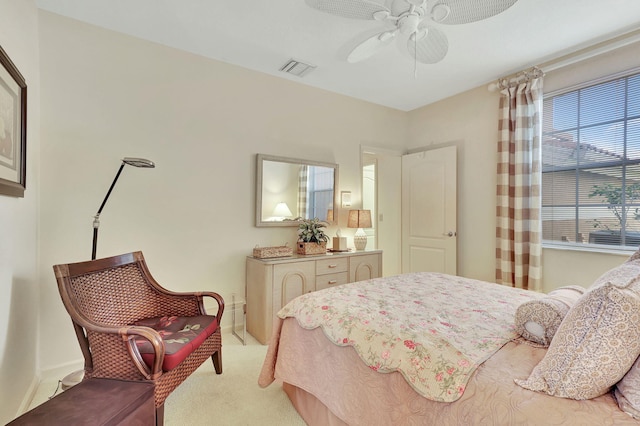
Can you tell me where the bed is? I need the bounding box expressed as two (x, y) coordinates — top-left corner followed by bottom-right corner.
(258, 268), (640, 425)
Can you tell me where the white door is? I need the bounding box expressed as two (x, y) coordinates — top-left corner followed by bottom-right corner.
(401, 146), (457, 274)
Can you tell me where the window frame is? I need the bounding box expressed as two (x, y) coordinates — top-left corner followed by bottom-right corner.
(542, 66), (640, 253)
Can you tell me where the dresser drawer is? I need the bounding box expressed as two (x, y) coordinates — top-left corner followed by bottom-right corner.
(315, 272), (348, 291)
(316, 257), (348, 275)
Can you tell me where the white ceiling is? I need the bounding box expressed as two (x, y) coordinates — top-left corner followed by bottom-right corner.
(35, 0), (640, 111)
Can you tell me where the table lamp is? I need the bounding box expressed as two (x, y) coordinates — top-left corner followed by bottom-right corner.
(271, 202), (293, 221)
(348, 209), (372, 250)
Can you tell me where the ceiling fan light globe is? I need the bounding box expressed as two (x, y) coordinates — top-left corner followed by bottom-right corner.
(373, 10), (390, 20)
(430, 3), (451, 22)
(378, 30), (395, 41)
(410, 28), (428, 41)
(430, 0), (518, 25)
(399, 14), (420, 35)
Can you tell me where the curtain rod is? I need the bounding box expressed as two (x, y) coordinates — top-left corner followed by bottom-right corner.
(487, 30), (640, 92)
(488, 66), (544, 91)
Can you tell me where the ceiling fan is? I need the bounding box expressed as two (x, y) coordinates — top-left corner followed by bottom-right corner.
(304, 0), (518, 64)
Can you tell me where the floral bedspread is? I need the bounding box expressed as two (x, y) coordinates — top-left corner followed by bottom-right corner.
(277, 272), (541, 402)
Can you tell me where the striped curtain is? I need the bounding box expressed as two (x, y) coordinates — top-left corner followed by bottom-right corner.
(298, 165), (308, 219)
(495, 68), (544, 291)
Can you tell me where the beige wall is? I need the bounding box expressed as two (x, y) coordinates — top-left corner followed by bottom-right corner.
(543, 36), (640, 94)
(0, 1), (40, 423)
(2, 4), (639, 422)
(36, 12), (408, 376)
(406, 85), (501, 283)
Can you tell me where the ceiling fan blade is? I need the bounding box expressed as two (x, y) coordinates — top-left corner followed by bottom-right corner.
(407, 26), (448, 64)
(430, 0), (518, 25)
(305, 0), (391, 20)
(348, 30), (397, 63)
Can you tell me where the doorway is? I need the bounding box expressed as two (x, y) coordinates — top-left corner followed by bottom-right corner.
(362, 145), (457, 276)
(361, 147), (402, 276)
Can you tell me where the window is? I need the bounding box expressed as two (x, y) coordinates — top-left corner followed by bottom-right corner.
(542, 71), (640, 249)
(305, 166), (334, 220)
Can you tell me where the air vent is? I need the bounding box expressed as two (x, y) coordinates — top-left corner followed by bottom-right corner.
(279, 59), (316, 78)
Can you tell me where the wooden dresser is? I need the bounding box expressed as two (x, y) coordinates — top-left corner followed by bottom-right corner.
(246, 250), (382, 344)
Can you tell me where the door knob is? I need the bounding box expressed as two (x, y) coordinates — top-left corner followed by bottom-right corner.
(445, 231), (456, 237)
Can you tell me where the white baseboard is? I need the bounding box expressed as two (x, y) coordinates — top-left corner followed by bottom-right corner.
(16, 360), (85, 417)
(16, 374), (41, 417)
(41, 360), (84, 383)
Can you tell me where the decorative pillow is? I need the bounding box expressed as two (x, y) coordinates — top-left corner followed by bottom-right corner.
(515, 283), (640, 399)
(514, 285), (585, 346)
(591, 247), (640, 412)
(626, 247), (640, 263)
(589, 249), (640, 291)
(615, 356), (640, 419)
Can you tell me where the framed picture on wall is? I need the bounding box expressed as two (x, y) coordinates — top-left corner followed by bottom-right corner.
(0, 45), (27, 198)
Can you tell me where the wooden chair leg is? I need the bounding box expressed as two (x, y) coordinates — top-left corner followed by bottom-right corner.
(212, 350), (222, 374)
(156, 404), (164, 426)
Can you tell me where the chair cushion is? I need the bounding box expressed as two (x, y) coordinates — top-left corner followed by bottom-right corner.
(132, 315), (218, 371)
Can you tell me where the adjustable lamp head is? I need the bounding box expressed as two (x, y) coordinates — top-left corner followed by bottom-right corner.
(91, 157), (155, 260)
(122, 157), (155, 168)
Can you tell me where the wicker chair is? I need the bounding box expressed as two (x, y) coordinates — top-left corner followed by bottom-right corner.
(53, 251), (224, 425)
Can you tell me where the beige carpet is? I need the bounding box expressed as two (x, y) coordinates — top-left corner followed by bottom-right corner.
(164, 332), (304, 425)
(26, 331), (305, 425)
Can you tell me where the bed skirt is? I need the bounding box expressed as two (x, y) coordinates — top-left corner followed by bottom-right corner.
(283, 383), (348, 426)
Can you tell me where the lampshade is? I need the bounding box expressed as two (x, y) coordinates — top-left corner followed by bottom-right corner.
(327, 209), (334, 222)
(272, 202), (293, 218)
(347, 210), (372, 229)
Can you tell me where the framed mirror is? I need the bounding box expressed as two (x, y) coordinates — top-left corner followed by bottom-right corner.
(256, 154), (338, 227)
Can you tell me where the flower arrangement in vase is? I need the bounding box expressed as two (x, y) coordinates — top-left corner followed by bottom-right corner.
(297, 218), (329, 255)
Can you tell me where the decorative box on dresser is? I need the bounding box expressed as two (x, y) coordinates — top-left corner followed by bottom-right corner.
(246, 250), (382, 344)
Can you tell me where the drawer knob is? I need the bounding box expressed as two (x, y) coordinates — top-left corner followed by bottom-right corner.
(328, 280), (337, 285)
(328, 264), (338, 268)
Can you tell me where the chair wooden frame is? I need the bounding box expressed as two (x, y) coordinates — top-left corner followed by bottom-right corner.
(53, 251), (224, 425)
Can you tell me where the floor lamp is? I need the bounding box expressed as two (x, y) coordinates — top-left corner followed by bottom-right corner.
(61, 158), (156, 390)
(61, 157), (155, 390)
(92, 157), (155, 260)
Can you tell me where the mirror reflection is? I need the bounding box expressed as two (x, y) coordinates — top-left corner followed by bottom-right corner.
(256, 154), (338, 227)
